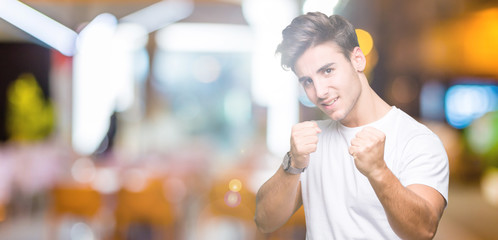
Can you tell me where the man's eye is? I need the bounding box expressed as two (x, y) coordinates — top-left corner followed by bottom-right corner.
(325, 68), (333, 74)
(303, 79), (313, 87)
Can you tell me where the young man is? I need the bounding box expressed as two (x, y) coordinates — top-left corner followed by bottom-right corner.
(254, 12), (449, 239)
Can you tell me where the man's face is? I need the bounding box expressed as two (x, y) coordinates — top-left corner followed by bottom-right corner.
(294, 42), (362, 124)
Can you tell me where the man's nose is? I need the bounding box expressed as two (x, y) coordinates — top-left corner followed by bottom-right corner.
(314, 79), (329, 99)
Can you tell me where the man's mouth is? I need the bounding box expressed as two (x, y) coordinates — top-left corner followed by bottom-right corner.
(322, 97), (338, 106)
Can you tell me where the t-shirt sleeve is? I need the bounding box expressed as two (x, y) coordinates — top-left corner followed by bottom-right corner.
(398, 133), (449, 203)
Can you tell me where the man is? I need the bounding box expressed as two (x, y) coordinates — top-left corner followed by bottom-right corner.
(254, 12), (449, 239)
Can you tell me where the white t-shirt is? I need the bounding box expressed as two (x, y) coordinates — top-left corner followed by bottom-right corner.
(300, 106), (449, 240)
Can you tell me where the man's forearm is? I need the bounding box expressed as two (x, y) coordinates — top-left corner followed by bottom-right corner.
(368, 168), (442, 240)
(254, 166), (302, 233)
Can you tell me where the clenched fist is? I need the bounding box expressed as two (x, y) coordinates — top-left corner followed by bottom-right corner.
(348, 127), (388, 179)
(290, 121), (322, 169)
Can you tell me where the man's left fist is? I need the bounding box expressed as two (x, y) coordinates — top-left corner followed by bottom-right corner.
(348, 126), (387, 179)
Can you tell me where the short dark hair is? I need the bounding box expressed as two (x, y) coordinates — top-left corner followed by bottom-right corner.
(276, 12), (359, 71)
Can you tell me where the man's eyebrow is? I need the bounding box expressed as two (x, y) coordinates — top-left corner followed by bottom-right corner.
(317, 62), (335, 74)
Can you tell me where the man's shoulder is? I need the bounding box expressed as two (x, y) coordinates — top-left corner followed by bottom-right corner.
(392, 108), (441, 143)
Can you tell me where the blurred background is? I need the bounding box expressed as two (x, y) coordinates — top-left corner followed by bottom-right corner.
(0, 0), (497, 239)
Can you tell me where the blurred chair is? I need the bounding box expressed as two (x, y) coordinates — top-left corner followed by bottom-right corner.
(113, 177), (176, 240)
(48, 184), (103, 239)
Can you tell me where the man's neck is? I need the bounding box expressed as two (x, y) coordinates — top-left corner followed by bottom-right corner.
(340, 81), (391, 128)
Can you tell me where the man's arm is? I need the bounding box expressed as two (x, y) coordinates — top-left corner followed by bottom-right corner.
(369, 168), (446, 239)
(349, 127), (446, 240)
(255, 121), (321, 233)
(254, 167), (302, 233)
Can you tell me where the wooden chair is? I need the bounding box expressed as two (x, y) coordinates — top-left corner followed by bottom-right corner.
(113, 177), (176, 240)
(48, 184), (103, 239)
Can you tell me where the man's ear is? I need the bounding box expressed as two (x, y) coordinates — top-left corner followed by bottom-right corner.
(351, 46), (366, 72)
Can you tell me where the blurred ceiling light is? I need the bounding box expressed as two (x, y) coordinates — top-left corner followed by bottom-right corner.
(243, 0), (299, 157)
(242, 0), (297, 29)
(72, 13), (118, 156)
(120, 0), (193, 33)
(73, 15), (153, 156)
(76, 13), (118, 52)
(302, 0), (339, 16)
(113, 23), (149, 52)
(110, 23), (148, 112)
(156, 23), (253, 52)
(0, 0), (77, 56)
(355, 28), (373, 56)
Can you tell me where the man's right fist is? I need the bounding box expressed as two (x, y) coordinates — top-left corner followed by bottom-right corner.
(290, 121), (321, 169)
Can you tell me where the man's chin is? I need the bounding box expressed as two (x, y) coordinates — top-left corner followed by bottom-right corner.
(322, 110), (344, 122)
